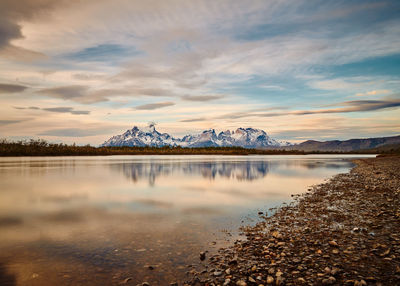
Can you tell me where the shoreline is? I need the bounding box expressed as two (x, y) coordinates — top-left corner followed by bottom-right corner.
(188, 156), (400, 285)
(0, 141), (383, 157)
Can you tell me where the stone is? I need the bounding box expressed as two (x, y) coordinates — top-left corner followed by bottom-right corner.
(229, 259), (238, 265)
(275, 276), (284, 285)
(266, 276), (274, 284)
(122, 277), (132, 284)
(297, 277), (306, 283)
(272, 231), (282, 239)
(328, 241), (338, 247)
(331, 267), (339, 275)
(236, 280), (247, 286)
(200, 252), (206, 261)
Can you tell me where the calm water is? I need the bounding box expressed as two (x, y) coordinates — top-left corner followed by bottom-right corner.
(0, 155), (375, 285)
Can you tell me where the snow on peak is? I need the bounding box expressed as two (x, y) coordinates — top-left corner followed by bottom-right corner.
(101, 125), (290, 148)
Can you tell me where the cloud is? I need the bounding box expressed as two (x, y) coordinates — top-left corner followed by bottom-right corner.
(0, 0), (60, 60)
(205, 99), (400, 121)
(274, 123), (400, 142)
(13, 106), (39, 110)
(0, 120), (24, 125)
(258, 85), (285, 90)
(42, 107), (90, 115)
(0, 83), (28, 93)
(37, 85), (177, 104)
(134, 102), (175, 110)
(38, 85), (89, 100)
(72, 73), (107, 81)
(356, 89), (391, 96)
(39, 127), (111, 137)
(308, 78), (367, 91)
(63, 44), (141, 62)
(182, 95), (225, 102)
(14, 106), (90, 115)
(180, 117), (206, 122)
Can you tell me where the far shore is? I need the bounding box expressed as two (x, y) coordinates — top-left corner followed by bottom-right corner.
(0, 139), (385, 157)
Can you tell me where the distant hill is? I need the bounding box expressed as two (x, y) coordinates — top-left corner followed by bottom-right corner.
(287, 135), (400, 152)
(361, 142), (400, 154)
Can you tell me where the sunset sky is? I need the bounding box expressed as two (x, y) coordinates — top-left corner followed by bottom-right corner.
(0, 0), (399, 145)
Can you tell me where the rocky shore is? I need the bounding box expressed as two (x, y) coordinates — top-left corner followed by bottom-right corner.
(187, 156), (400, 286)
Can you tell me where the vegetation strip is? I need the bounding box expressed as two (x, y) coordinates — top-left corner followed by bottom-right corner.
(0, 140), (392, 156)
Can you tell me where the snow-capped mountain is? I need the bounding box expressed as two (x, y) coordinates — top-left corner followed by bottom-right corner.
(101, 124), (290, 148)
(101, 124), (176, 147)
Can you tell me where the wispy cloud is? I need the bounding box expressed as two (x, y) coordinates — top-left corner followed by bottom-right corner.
(356, 89), (391, 96)
(0, 83), (28, 93)
(14, 106), (90, 115)
(182, 95), (225, 102)
(134, 102), (175, 110)
(0, 0), (57, 60)
(63, 44), (141, 63)
(38, 85), (89, 100)
(37, 85), (178, 104)
(42, 107), (90, 115)
(180, 117), (206, 122)
(0, 119), (24, 125)
(200, 99), (400, 121)
(39, 128), (111, 137)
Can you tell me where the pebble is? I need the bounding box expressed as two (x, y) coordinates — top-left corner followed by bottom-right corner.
(122, 277), (132, 284)
(329, 241), (338, 247)
(236, 280), (247, 286)
(297, 277), (306, 283)
(266, 276), (274, 284)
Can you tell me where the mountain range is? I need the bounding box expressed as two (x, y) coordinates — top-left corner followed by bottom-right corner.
(101, 124), (289, 148)
(285, 135), (400, 152)
(101, 124), (400, 152)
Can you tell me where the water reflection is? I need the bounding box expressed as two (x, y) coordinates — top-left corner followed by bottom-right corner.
(112, 160), (271, 185)
(0, 155), (374, 285)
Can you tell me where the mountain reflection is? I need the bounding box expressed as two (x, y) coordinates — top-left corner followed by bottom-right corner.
(110, 161), (270, 184)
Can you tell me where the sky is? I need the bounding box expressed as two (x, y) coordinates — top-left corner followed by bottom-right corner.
(0, 0), (399, 145)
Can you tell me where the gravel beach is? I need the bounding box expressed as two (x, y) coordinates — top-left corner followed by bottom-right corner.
(187, 156), (400, 286)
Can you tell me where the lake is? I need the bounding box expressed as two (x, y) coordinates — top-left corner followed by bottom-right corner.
(0, 155), (375, 285)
